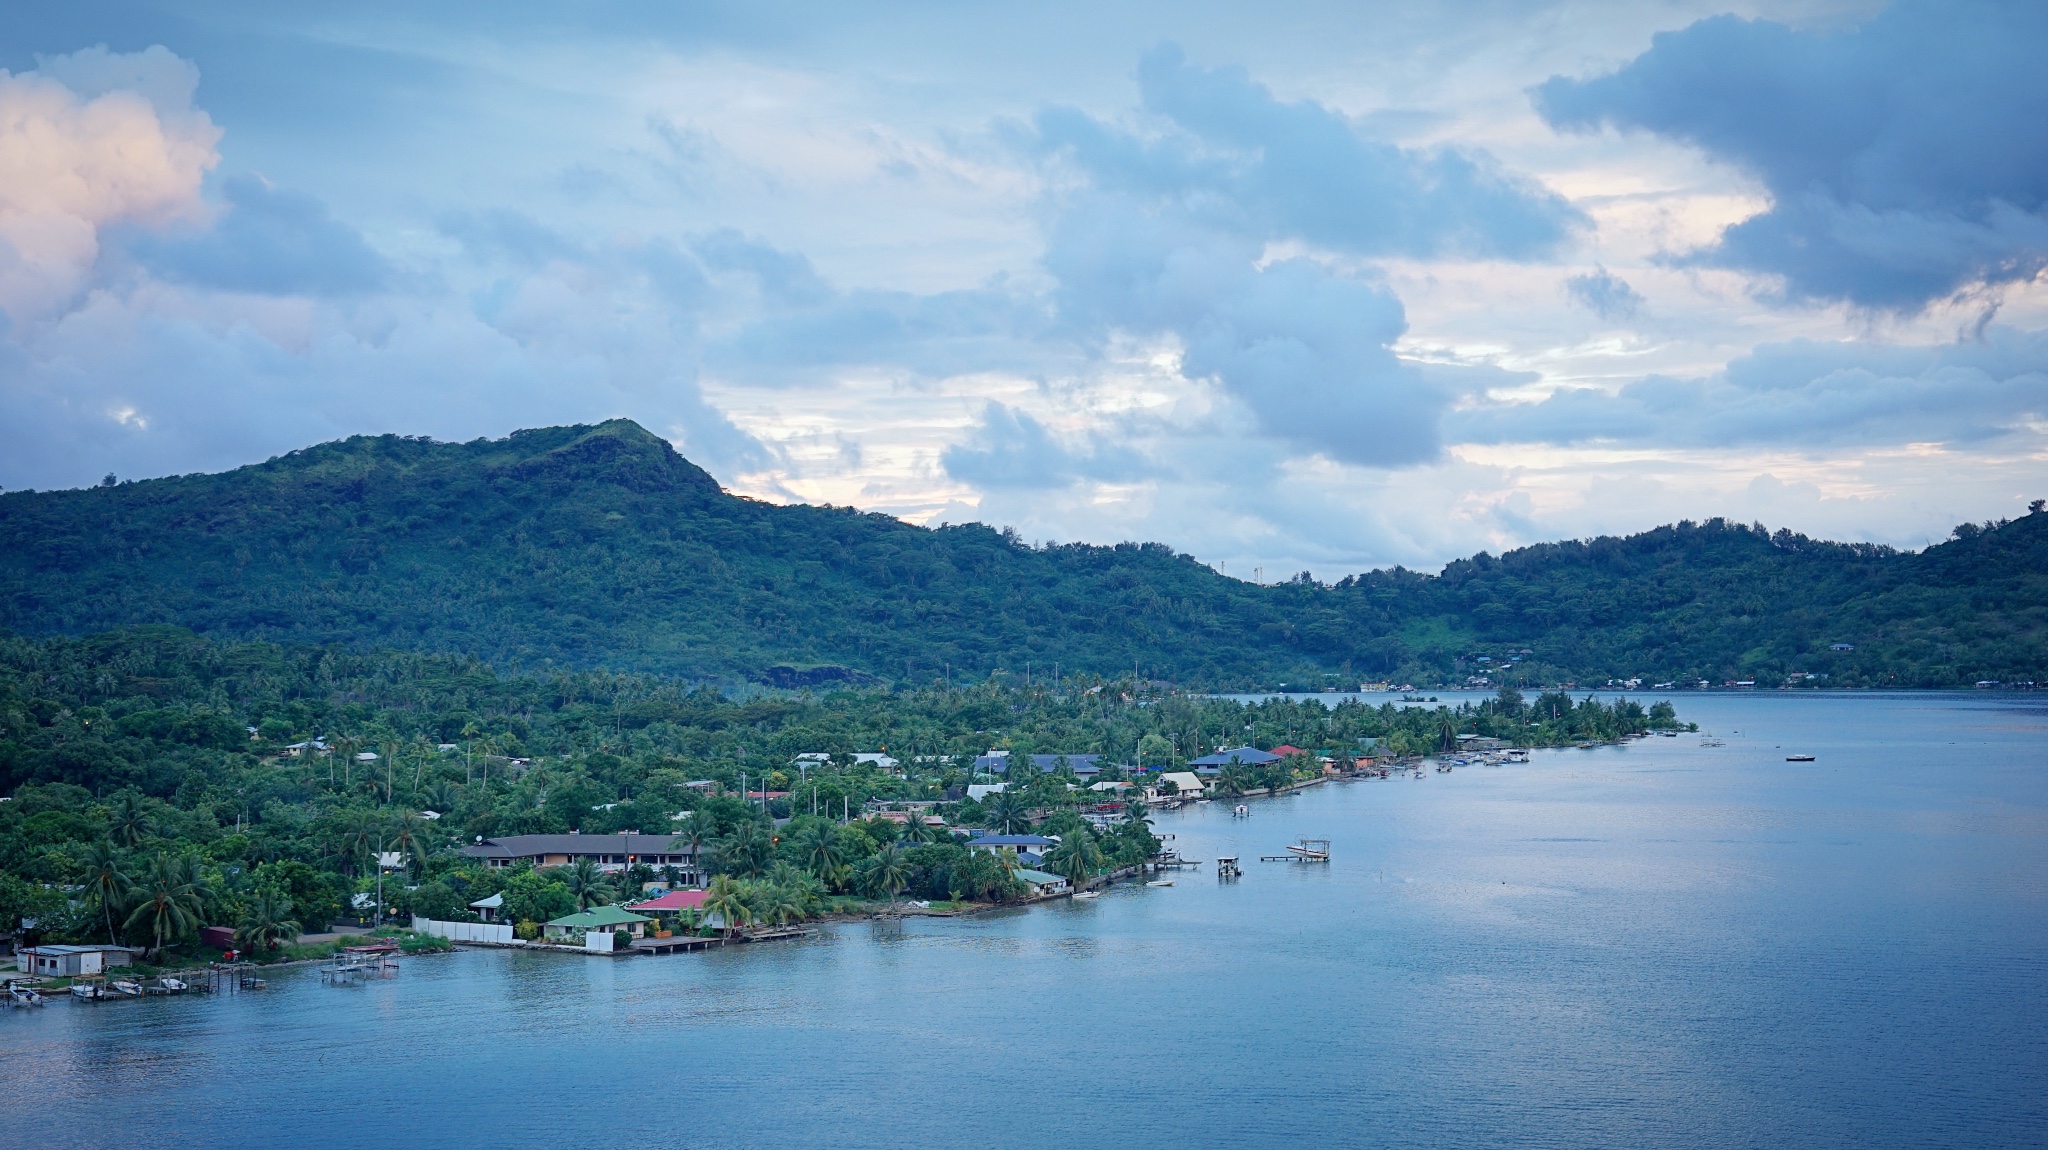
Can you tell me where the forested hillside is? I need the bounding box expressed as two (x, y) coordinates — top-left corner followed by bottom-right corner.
(1, 420), (2041, 687)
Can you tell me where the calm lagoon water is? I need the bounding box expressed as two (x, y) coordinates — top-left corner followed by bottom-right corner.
(6, 692), (2046, 1149)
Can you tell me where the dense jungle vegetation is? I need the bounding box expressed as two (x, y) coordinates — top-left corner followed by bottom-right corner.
(2, 420), (2041, 689)
(0, 628), (1678, 954)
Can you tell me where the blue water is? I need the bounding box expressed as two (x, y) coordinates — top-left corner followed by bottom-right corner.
(6, 693), (2046, 1149)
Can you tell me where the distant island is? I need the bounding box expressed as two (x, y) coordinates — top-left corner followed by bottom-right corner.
(2, 419), (2042, 689)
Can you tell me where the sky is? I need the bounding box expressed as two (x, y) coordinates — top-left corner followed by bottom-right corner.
(3, 0), (2045, 578)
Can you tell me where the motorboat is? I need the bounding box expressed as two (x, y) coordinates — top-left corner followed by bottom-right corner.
(7, 981), (45, 1006)
(110, 980), (144, 996)
(1073, 890), (1102, 900)
(1786, 754), (1816, 762)
(157, 977), (189, 994)
(1145, 880), (1174, 887)
(69, 981), (107, 1001)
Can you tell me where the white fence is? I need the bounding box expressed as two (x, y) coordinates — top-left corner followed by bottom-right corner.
(584, 930), (613, 952)
(411, 916), (514, 944)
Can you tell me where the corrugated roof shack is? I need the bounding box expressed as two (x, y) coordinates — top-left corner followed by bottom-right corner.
(18, 946), (134, 976)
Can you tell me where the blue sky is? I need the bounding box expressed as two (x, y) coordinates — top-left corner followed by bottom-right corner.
(3, 0), (2044, 576)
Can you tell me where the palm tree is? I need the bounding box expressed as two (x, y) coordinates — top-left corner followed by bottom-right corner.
(108, 792), (153, 848)
(1045, 827), (1102, 894)
(559, 856), (616, 911)
(670, 815), (709, 881)
(898, 810), (933, 844)
(986, 789), (1031, 834)
(124, 853), (206, 959)
(1213, 765), (1248, 799)
(1120, 797), (1152, 828)
(859, 844), (911, 910)
(715, 820), (773, 879)
(387, 809), (432, 878)
(335, 809), (379, 878)
(234, 891), (301, 953)
(702, 874), (751, 938)
(424, 779), (461, 816)
(789, 821), (845, 885)
(78, 840), (132, 945)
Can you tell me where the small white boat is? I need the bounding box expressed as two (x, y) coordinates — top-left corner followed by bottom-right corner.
(1785, 754), (1816, 762)
(1146, 880), (1174, 887)
(8, 983), (44, 1006)
(157, 978), (188, 994)
(1072, 890), (1101, 900)
(110, 980), (143, 996)
(69, 982), (106, 1001)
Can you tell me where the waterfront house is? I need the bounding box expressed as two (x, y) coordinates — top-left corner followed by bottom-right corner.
(966, 834), (1057, 858)
(628, 889), (709, 916)
(543, 906), (651, 942)
(17, 945), (133, 976)
(1013, 869), (1070, 896)
(463, 833), (699, 882)
(469, 893), (504, 921)
(1186, 747), (1280, 775)
(1158, 771), (1206, 797)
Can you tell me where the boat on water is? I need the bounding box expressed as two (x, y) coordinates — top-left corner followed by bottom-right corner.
(1786, 754), (1816, 762)
(7, 980), (45, 1006)
(1146, 880), (1174, 888)
(1073, 890), (1101, 900)
(69, 979), (107, 1001)
(1232, 803), (1250, 818)
(158, 977), (188, 994)
(110, 980), (143, 996)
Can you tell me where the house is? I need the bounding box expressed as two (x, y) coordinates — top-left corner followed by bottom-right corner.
(1457, 735), (1508, 751)
(1158, 771), (1206, 797)
(1186, 747), (1280, 775)
(1088, 780), (1135, 793)
(974, 752), (1108, 775)
(469, 893), (504, 921)
(966, 834), (1057, 857)
(966, 783), (1007, 801)
(543, 905), (652, 942)
(462, 833), (699, 883)
(853, 752), (899, 770)
(628, 889), (709, 917)
(1014, 869), (1070, 896)
(282, 739), (328, 757)
(872, 811), (949, 829)
(17, 945), (133, 976)
(1270, 745), (1309, 757)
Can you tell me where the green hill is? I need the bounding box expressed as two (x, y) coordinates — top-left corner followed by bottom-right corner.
(2, 420), (2041, 688)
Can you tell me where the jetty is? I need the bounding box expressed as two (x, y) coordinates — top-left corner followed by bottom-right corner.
(1262, 838), (1331, 863)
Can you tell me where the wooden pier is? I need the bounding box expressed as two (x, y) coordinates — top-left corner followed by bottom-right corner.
(1261, 838), (1331, 863)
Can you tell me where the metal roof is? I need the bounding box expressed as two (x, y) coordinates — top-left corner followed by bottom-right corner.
(462, 833), (694, 858)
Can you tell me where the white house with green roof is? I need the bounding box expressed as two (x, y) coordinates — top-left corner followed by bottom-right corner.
(543, 905), (651, 942)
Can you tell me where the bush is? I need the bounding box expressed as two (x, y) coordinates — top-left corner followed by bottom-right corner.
(612, 929), (633, 950)
(514, 919), (541, 941)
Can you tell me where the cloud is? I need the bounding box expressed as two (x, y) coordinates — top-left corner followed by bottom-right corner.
(940, 403), (1085, 490)
(122, 175), (390, 296)
(1043, 43), (1584, 262)
(1022, 45), (1566, 466)
(1450, 325), (2048, 449)
(1564, 266), (1644, 321)
(1533, 1), (2048, 310)
(0, 46), (220, 320)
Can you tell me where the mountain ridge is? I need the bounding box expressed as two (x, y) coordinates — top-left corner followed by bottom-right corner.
(3, 420), (2041, 688)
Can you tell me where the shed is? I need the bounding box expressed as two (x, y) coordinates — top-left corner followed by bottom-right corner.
(1013, 869), (1070, 896)
(17, 945), (133, 976)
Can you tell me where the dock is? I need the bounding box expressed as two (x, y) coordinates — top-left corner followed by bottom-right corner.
(1261, 838), (1331, 863)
